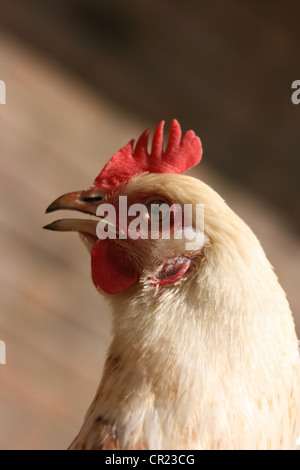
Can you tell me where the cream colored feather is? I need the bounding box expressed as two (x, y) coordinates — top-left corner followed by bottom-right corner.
(69, 173), (300, 450)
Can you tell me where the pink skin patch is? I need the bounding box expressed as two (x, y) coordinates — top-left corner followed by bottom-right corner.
(151, 257), (191, 286)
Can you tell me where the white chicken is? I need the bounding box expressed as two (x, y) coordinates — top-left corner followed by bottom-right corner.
(45, 120), (300, 450)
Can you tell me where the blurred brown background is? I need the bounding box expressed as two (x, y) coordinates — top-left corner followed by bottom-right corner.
(0, 0), (299, 449)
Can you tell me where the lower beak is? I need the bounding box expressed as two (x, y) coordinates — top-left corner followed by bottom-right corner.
(44, 189), (104, 234)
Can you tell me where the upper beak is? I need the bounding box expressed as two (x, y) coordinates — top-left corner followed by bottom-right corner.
(44, 188), (104, 234)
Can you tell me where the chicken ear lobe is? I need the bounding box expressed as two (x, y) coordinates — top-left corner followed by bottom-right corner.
(91, 240), (139, 295)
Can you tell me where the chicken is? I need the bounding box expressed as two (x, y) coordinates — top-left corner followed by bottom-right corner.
(44, 120), (300, 450)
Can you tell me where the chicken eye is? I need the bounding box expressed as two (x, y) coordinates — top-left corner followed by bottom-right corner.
(146, 200), (171, 223)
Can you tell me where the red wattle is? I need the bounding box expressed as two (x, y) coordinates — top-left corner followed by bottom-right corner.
(91, 239), (139, 294)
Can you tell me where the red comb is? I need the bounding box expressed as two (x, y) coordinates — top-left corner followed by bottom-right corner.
(93, 120), (202, 192)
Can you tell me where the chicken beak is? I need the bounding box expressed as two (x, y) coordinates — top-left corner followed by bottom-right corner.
(43, 188), (104, 234)
(45, 189), (103, 215)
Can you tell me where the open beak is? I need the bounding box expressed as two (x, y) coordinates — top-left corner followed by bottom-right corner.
(43, 188), (104, 235)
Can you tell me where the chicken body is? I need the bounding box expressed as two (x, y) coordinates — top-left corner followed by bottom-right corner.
(45, 119), (300, 449)
(47, 173), (300, 450)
